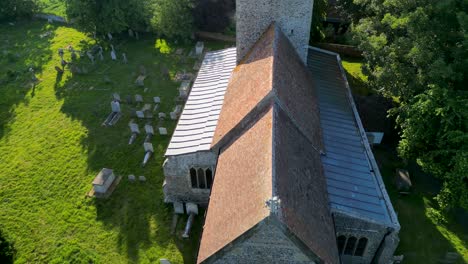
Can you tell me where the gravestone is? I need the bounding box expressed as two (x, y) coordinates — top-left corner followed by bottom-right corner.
(174, 105), (182, 114)
(195, 42), (204, 55)
(111, 50), (117, 61)
(112, 93), (121, 102)
(136, 111), (145, 119)
(153, 97), (161, 104)
(170, 112), (177, 120)
(129, 123), (140, 134)
(122, 53), (128, 64)
(107, 32), (113, 40)
(159, 127), (168, 135)
(173, 202), (184, 214)
(135, 94), (143, 103)
(128, 29), (134, 38)
(145, 125), (154, 135)
(158, 113), (166, 119)
(128, 174), (136, 182)
(179, 81), (191, 98)
(144, 142), (154, 153)
(135, 75), (145, 87)
(139, 176), (146, 182)
(395, 169), (412, 191)
(111, 100), (121, 113)
(175, 48), (184, 55)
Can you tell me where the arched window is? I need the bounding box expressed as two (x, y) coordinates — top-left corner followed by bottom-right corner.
(190, 168), (197, 188)
(355, 237), (368, 256)
(344, 236), (357, 255)
(206, 168), (213, 189)
(197, 168), (206, 189)
(337, 235), (346, 254)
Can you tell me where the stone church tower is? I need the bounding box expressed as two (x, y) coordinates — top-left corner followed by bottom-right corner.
(236, 0), (314, 63)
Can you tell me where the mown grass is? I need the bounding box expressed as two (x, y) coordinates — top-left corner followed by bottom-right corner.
(374, 147), (468, 263)
(341, 57), (372, 96)
(0, 20), (213, 263)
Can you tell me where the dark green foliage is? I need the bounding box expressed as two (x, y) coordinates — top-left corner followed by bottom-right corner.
(150, 0), (194, 40)
(65, 0), (152, 34)
(353, 0), (468, 210)
(310, 0), (328, 42)
(66, 0), (194, 40)
(0, 228), (15, 264)
(0, 0), (38, 21)
(193, 0), (235, 32)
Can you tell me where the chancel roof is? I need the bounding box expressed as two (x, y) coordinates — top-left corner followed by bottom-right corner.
(198, 24), (339, 264)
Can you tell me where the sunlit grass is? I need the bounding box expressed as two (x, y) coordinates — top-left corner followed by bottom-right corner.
(0, 21), (204, 263)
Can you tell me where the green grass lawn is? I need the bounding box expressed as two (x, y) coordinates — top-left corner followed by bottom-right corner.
(0, 20), (218, 263)
(341, 57), (372, 96)
(374, 147), (468, 263)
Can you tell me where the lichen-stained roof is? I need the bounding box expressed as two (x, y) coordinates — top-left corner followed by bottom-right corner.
(307, 47), (398, 225)
(198, 24), (339, 264)
(165, 48), (236, 156)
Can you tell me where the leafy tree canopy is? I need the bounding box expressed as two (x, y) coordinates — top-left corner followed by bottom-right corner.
(0, 0), (38, 22)
(351, 0), (468, 210)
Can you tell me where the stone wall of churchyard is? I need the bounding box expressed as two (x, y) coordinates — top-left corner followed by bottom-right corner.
(236, 0), (313, 63)
(333, 212), (399, 264)
(211, 219), (316, 264)
(163, 151), (217, 205)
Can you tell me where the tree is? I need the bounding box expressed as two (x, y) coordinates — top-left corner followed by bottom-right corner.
(352, 0), (468, 210)
(150, 0), (194, 40)
(65, 0), (152, 34)
(310, 0), (328, 42)
(0, 0), (38, 22)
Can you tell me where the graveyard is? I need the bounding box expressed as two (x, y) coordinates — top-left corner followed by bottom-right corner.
(0, 20), (227, 263)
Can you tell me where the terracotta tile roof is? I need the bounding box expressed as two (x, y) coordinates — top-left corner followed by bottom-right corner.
(210, 25), (275, 148)
(198, 24), (339, 263)
(197, 108), (274, 263)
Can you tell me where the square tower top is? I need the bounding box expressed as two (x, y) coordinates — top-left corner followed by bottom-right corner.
(236, 0), (314, 64)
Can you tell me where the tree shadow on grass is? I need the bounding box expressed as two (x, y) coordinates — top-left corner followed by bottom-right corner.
(374, 146), (467, 263)
(54, 33), (200, 262)
(0, 20), (55, 140)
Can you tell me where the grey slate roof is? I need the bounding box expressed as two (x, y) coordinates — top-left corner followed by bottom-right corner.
(165, 48), (237, 156)
(307, 47), (398, 225)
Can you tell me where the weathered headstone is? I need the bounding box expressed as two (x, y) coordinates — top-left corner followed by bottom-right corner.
(195, 41), (204, 55)
(179, 81), (191, 98)
(142, 104), (152, 112)
(158, 112), (166, 119)
(128, 174), (136, 182)
(107, 32), (113, 40)
(129, 123), (140, 134)
(395, 169), (412, 191)
(145, 125), (154, 135)
(159, 127), (168, 135)
(111, 100), (121, 113)
(112, 93), (121, 102)
(153, 97), (161, 104)
(174, 105), (182, 114)
(142, 143), (154, 166)
(170, 112), (177, 120)
(139, 175), (146, 182)
(122, 53), (128, 64)
(136, 111), (145, 119)
(135, 94), (143, 103)
(110, 50), (117, 61)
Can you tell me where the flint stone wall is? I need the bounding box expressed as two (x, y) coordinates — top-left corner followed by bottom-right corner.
(333, 212), (399, 264)
(163, 151), (217, 205)
(236, 0), (313, 63)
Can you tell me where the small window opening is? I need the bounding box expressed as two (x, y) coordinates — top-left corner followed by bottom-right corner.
(206, 168), (213, 189)
(355, 237), (368, 256)
(190, 168), (197, 188)
(344, 236), (357, 255)
(197, 168), (206, 189)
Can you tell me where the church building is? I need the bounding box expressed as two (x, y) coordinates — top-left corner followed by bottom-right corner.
(163, 1), (400, 263)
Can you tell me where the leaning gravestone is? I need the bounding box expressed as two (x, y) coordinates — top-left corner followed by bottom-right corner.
(135, 94), (143, 103)
(145, 125), (154, 135)
(195, 41), (204, 55)
(122, 53), (128, 64)
(170, 112), (177, 120)
(159, 127), (168, 135)
(136, 111), (145, 119)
